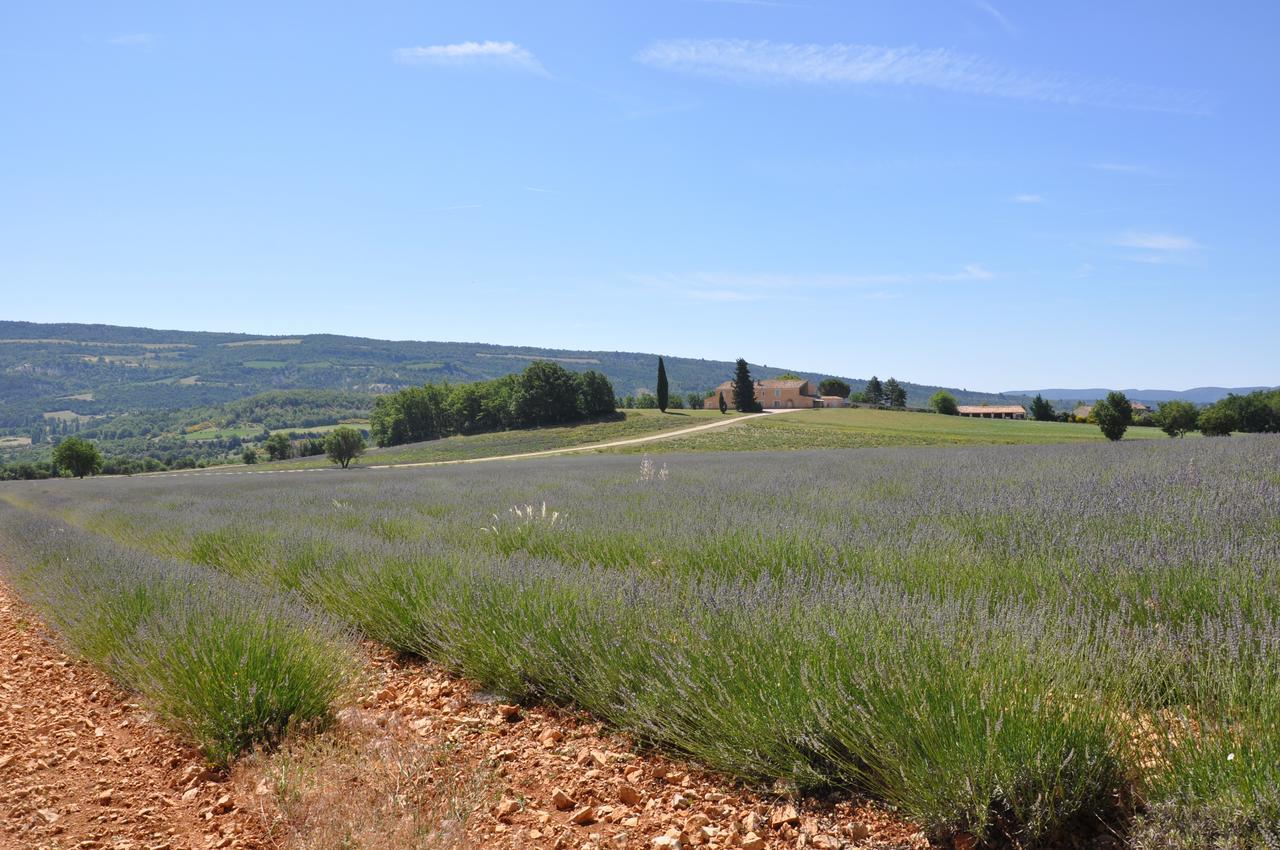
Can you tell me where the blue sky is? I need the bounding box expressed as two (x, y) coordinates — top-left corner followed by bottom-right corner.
(2, 2), (1276, 391)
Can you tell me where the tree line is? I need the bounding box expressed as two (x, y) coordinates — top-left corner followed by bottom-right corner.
(369, 361), (617, 447)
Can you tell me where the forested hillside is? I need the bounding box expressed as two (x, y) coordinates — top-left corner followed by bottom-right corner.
(0, 320), (1024, 431)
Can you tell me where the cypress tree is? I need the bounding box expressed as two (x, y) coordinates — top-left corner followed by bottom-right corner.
(732, 359), (761, 413)
(718, 391), (727, 414)
(656, 357), (669, 413)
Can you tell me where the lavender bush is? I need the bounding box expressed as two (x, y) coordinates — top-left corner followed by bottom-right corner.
(3, 434), (1278, 844)
(0, 510), (359, 765)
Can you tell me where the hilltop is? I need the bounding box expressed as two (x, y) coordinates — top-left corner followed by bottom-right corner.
(1006, 386), (1277, 405)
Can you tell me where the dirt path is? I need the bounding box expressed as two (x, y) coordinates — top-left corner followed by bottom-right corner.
(153, 409), (803, 479)
(0, 579), (267, 850)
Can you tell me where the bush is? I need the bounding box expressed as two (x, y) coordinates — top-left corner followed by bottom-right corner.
(930, 390), (959, 415)
(1093, 392), (1133, 441)
(0, 514), (357, 766)
(264, 432), (293, 461)
(325, 426), (366, 468)
(1155, 400), (1200, 438)
(52, 436), (103, 478)
(1198, 405), (1237, 437)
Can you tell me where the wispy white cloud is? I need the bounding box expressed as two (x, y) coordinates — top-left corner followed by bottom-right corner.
(975, 2), (1018, 36)
(107, 33), (155, 46)
(1113, 231), (1202, 264)
(395, 41), (546, 75)
(1012, 193), (1044, 204)
(635, 265), (995, 302)
(636, 39), (1206, 113)
(1114, 232), (1199, 252)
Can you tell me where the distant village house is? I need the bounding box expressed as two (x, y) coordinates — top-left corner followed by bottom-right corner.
(1073, 401), (1151, 421)
(956, 405), (1027, 420)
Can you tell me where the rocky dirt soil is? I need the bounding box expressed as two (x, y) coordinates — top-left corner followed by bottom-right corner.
(276, 645), (933, 850)
(0, 581), (266, 850)
(2, 576), (930, 850)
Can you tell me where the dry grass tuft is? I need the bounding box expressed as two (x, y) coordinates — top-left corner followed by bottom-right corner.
(236, 712), (496, 850)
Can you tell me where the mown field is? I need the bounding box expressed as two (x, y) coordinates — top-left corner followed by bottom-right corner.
(612, 407), (1170, 453)
(2, 435), (1278, 848)
(262, 408), (736, 468)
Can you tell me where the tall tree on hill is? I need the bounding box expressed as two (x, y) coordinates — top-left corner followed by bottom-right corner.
(732, 359), (761, 413)
(865, 376), (884, 406)
(1092, 391), (1133, 441)
(656, 357), (669, 413)
(1030, 394), (1056, 422)
(884, 378), (907, 408)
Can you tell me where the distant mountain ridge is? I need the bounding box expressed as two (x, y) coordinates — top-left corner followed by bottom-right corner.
(0, 320), (1020, 428)
(1006, 387), (1278, 405)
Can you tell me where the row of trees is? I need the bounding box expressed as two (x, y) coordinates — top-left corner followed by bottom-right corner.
(1154, 389), (1280, 438)
(32, 424), (371, 479)
(862, 376), (908, 408)
(369, 361), (617, 447)
(1082, 390), (1279, 441)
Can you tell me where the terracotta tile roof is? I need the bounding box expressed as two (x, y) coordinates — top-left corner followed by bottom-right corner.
(956, 405), (1026, 415)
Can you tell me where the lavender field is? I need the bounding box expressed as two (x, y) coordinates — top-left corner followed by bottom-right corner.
(3, 435), (1280, 847)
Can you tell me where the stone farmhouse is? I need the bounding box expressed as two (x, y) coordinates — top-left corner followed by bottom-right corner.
(704, 378), (826, 409)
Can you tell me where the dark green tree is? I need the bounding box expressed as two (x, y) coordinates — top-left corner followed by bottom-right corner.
(510, 361), (583, 427)
(1197, 405), (1237, 437)
(1092, 391), (1133, 441)
(1154, 400), (1199, 438)
(264, 432), (293, 461)
(865, 376), (884, 406)
(930, 390), (959, 415)
(1030, 394), (1056, 422)
(52, 437), (102, 478)
(1215, 391), (1280, 432)
(686, 392), (705, 410)
(818, 378), (851, 398)
(324, 426), (366, 468)
(574, 370), (616, 418)
(884, 377), (907, 408)
(241, 446), (259, 464)
(718, 391), (728, 414)
(731, 359), (761, 413)
(656, 357), (669, 413)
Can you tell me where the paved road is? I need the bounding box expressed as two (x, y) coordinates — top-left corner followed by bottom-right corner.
(149, 408), (802, 478)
